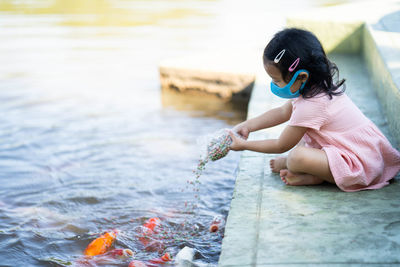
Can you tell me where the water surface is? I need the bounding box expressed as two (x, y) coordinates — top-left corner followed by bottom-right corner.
(0, 0), (363, 266)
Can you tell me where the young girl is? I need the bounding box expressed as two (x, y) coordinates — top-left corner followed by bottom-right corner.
(228, 28), (400, 192)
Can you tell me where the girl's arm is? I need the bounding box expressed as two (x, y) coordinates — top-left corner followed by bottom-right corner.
(234, 100), (293, 137)
(229, 125), (307, 154)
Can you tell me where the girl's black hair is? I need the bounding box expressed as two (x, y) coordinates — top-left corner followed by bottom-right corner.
(263, 28), (345, 99)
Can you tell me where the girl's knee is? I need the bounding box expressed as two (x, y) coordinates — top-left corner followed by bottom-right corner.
(287, 147), (308, 171)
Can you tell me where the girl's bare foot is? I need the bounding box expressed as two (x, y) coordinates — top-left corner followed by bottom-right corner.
(270, 157), (287, 173)
(279, 169), (324, 186)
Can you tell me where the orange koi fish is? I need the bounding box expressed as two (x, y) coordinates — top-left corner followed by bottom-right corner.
(142, 217), (161, 234)
(139, 217), (161, 247)
(209, 215), (225, 233)
(128, 253), (171, 267)
(129, 260), (147, 267)
(75, 248), (133, 266)
(106, 248), (134, 259)
(209, 223), (219, 232)
(84, 229), (118, 256)
(148, 252), (172, 265)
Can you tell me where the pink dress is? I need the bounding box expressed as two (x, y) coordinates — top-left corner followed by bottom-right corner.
(289, 93), (400, 192)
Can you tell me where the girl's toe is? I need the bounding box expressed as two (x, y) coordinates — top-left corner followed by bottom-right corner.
(280, 175), (287, 185)
(279, 169), (289, 185)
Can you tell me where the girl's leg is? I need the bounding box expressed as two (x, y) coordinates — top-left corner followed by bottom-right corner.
(270, 139), (306, 173)
(280, 146), (335, 186)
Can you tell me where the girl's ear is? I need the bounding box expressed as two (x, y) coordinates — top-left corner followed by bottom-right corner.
(299, 72), (309, 82)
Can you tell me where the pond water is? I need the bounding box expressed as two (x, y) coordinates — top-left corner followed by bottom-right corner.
(0, 0), (363, 266)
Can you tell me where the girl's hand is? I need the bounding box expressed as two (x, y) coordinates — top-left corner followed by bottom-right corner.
(228, 131), (246, 151)
(232, 122), (250, 140)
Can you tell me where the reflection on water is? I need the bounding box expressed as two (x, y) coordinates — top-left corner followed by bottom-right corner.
(0, 0), (212, 27)
(161, 89), (248, 125)
(0, 0), (364, 266)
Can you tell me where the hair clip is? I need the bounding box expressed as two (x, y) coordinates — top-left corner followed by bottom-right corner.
(288, 58), (300, 72)
(274, 49), (285, 63)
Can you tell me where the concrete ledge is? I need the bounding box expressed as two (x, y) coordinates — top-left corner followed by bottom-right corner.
(363, 23), (400, 149)
(219, 2), (400, 266)
(219, 57), (400, 266)
(286, 19), (363, 54)
(159, 56), (256, 101)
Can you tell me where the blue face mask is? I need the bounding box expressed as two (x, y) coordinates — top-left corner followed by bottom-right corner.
(270, 69), (309, 99)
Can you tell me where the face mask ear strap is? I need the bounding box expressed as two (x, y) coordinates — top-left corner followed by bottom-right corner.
(297, 69), (309, 92)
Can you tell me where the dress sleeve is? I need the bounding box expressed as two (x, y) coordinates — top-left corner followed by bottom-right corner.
(289, 97), (328, 130)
